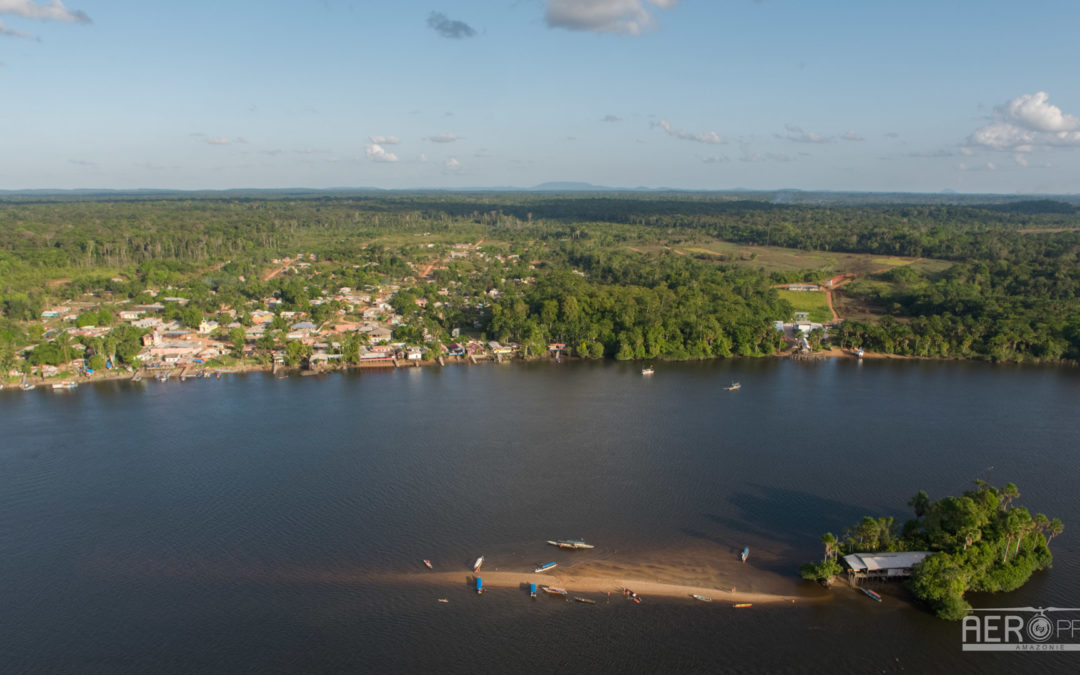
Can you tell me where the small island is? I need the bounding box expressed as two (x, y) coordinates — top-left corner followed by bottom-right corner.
(801, 481), (1063, 620)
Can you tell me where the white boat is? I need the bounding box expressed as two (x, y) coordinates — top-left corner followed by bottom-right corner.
(542, 586), (568, 596)
(423, 559), (433, 570)
(725, 382), (741, 391)
(690, 594), (712, 602)
(51, 381), (78, 390)
(473, 556), (484, 573)
(534, 562), (557, 573)
(641, 366), (654, 375)
(740, 546), (750, 562)
(547, 539), (594, 550)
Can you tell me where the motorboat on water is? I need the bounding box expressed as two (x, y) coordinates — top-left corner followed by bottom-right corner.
(641, 366), (654, 375)
(51, 381), (78, 390)
(473, 556), (484, 573)
(725, 381), (741, 391)
(547, 539), (594, 550)
(740, 547), (750, 563)
(529, 583), (537, 598)
(574, 597), (596, 604)
(423, 559), (433, 570)
(861, 588), (882, 602)
(534, 562), (558, 574)
(475, 577), (484, 595)
(542, 586), (568, 597)
(690, 594), (712, 602)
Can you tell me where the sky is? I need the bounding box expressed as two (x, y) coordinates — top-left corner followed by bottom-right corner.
(2, 0), (1079, 193)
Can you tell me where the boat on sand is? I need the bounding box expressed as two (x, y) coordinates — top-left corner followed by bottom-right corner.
(690, 594), (712, 602)
(473, 556), (484, 573)
(534, 562), (558, 573)
(542, 586), (568, 597)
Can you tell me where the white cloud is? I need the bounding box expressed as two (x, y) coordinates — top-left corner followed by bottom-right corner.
(365, 143), (399, 163)
(653, 119), (723, 144)
(443, 157), (462, 171)
(426, 132), (460, 143)
(967, 92), (1080, 154)
(840, 131), (863, 142)
(369, 135), (400, 145)
(782, 124), (831, 143)
(0, 0), (90, 23)
(545, 0), (678, 36)
(999, 91), (1080, 133)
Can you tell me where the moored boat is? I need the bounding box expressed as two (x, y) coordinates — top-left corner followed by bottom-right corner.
(733, 603), (753, 608)
(547, 539), (594, 550)
(423, 559), (433, 569)
(51, 381), (78, 390)
(861, 588), (882, 602)
(690, 594), (712, 602)
(740, 546), (750, 563)
(574, 597), (596, 604)
(475, 577), (483, 595)
(725, 381), (741, 391)
(542, 586), (568, 596)
(641, 366), (654, 375)
(473, 556), (484, 573)
(534, 561), (557, 574)
(529, 583), (537, 598)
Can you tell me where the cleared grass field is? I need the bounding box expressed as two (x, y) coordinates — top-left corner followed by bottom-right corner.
(776, 289), (833, 322)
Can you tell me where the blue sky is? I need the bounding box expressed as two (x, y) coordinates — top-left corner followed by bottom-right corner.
(2, 0), (1079, 193)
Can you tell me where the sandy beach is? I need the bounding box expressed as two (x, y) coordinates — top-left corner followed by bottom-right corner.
(396, 550), (828, 605)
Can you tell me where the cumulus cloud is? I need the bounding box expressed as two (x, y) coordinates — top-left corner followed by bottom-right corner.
(365, 143), (399, 163)
(546, 0), (679, 36)
(781, 124), (831, 143)
(443, 157), (462, 171)
(653, 119), (723, 144)
(840, 131), (863, 142)
(369, 135), (400, 145)
(0, 0), (90, 23)
(967, 91), (1080, 153)
(427, 11), (476, 39)
(426, 132), (460, 143)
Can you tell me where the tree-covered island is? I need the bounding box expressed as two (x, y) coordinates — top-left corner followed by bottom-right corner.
(801, 481), (1064, 620)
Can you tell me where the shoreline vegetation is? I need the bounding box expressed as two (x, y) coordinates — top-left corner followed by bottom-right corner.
(4, 194), (1080, 383)
(801, 482), (1063, 620)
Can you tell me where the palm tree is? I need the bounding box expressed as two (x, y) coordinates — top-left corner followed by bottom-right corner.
(1048, 519), (1064, 549)
(1001, 483), (1020, 511)
(821, 532), (838, 562)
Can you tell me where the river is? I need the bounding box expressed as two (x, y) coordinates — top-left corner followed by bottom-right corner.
(1, 359), (1077, 673)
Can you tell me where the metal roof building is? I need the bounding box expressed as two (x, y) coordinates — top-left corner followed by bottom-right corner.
(842, 551), (933, 578)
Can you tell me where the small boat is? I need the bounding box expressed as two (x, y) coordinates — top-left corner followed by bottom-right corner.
(574, 597), (596, 605)
(51, 381), (78, 390)
(423, 559), (433, 570)
(21, 382), (35, 391)
(641, 366), (654, 376)
(437, 598), (449, 603)
(534, 562), (557, 574)
(547, 539), (595, 550)
(740, 547), (750, 563)
(690, 594), (712, 602)
(733, 603), (753, 608)
(631, 596), (641, 604)
(855, 348), (865, 358)
(542, 586), (568, 597)
(473, 556), (484, 573)
(530, 583), (537, 598)
(475, 577), (484, 595)
(861, 588), (882, 602)
(725, 382), (741, 391)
